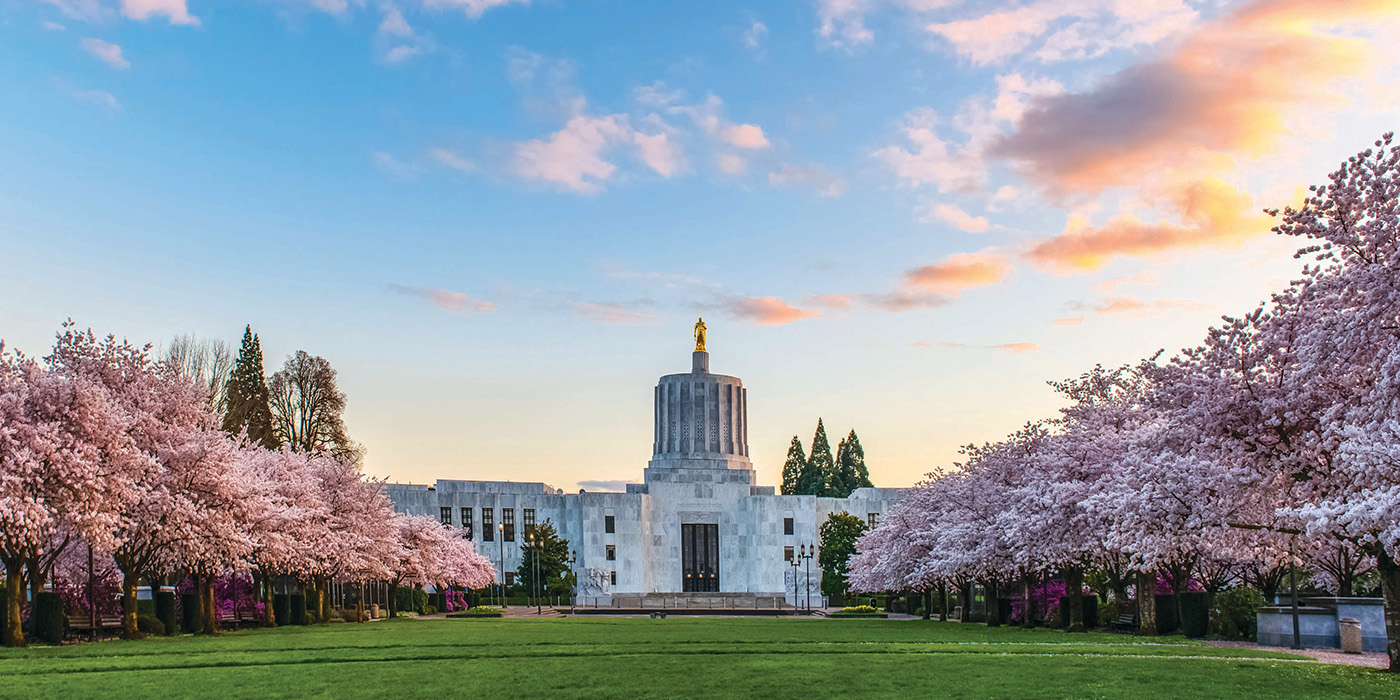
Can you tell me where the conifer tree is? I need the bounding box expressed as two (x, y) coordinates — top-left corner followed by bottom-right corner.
(222, 326), (277, 448)
(836, 429), (872, 496)
(780, 436), (806, 495)
(800, 419), (835, 496)
(834, 437), (853, 498)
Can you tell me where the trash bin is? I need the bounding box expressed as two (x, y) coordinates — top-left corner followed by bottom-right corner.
(1339, 617), (1363, 654)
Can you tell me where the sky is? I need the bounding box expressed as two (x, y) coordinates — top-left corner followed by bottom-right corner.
(3, 0), (1399, 493)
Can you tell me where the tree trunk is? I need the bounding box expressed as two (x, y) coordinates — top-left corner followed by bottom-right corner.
(1375, 549), (1399, 673)
(985, 580), (1000, 627)
(921, 588), (931, 620)
(199, 575), (217, 634)
(121, 571), (140, 638)
(3, 558), (25, 647)
(1136, 571), (1158, 636)
(960, 581), (973, 622)
(316, 577), (329, 622)
(261, 571), (275, 627)
(939, 583), (947, 621)
(1065, 567), (1085, 633)
(1021, 577), (1036, 628)
(389, 581), (399, 618)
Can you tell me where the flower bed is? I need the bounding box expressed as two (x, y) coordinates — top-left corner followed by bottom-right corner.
(446, 606), (503, 618)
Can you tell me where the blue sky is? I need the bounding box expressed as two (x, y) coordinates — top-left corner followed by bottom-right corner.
(3, 0), (1397, 491)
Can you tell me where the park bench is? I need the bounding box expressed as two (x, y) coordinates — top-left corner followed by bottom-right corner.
(1112, 613), (1138, 631)
(67, 614), (123, 634)
(649, 611), (667, 619)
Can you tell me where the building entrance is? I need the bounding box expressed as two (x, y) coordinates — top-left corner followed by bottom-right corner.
(681, 523), (719, 592)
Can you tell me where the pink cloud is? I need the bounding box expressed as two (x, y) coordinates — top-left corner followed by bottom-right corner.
(904, 250), (1008, 295)
(715, 296), (819, 325)
(390, 284), (494, 314)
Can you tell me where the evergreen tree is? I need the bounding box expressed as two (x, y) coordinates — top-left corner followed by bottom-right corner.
(833, 429), (872, 497)
(846, 429), (872, 490)
(780, 436), (806, 495)
(834, 437), (853, 497)
(518, 520), (573, 598)
(222, 326), (277, 448)
(799, 418), (835, 496)
(818, 511), (867, 599)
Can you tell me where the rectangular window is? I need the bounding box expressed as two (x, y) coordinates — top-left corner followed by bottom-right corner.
(505, 572), (515, 586)
(784, 546), (794, 562)
(440, 507), (452, 526)
(461, 508), (473, 540)
(606, 544), (616, 561)
(610, 571), (617, 586)
(523, 508), (536, 536)
(605, 515), (615, 534)
(868, 512), (879, 528)
(482, 508), (494, 542)
(503, 508), (516, 542)
(783, 517), (794, 536)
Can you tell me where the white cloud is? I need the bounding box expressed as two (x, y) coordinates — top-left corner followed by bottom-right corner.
(923, 202), (990, 232)
(371, 150), (420, 178)
(768, 163), (845, 197)
(817, 0), (875, 47)
(420, 0), (530, 19)
(723, 123), (770, 149)
(512, 114), (632, 194)
(429, 147), (474, 172)
(743, 20), (769, 50)
(717, 153), (747, 174)
(383, 45), (423, 63)
(69, 87), (119, 111)
(80, 38), (129, 69)
(634, 131), (687, 178)
(924, 0), (1198, 66)
(120, 0), (198, 25)
(42, 20), (67, 31)
(379, 6), (414, 37)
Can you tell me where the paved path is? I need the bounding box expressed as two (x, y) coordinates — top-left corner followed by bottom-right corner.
(1205, 640), (1389, 668)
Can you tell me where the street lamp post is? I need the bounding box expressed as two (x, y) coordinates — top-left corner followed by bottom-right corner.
(788, 553), (800, 616)
(567, 550), (577, 614)
(1229, 521), (1302, 649)
(799, 544), (815, 613)
(498, 523), (506, 609)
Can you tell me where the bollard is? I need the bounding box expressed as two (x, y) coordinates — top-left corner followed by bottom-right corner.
(1339, 617), (1363, 654)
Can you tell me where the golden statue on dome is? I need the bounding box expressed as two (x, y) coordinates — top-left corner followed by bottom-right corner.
(694, 317), (707, 352)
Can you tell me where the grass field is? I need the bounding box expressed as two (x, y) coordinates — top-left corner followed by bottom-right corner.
(0, 617), (1394, 699)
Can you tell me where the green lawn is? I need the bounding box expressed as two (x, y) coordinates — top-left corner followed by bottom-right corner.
(0, 617), (1393, 699)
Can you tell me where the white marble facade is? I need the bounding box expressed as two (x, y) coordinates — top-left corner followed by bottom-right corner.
(383, 347), (902, 605)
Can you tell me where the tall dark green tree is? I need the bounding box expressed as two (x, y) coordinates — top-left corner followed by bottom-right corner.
(518, 520), (573, 598)
(780, 436), (806, 495)
(222, 326), (277, 448)
(818, 511), (867, 599)
(833, 429), (872, 497)
(799, 419), (835, 496)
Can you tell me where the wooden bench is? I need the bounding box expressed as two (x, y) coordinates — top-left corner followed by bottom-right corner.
(68, 614), (123, 634)
(649, 611), (668, 619)
(1113, 613), (1138, 631)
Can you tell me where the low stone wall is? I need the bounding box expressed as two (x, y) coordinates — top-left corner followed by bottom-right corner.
(1257, 597), (1387, 652)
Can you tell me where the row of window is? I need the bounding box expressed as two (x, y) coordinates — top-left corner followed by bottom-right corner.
(439, 507), (540, 542)
(436, 509), (879, 542)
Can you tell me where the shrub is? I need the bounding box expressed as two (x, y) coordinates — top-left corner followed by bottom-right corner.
(1210, 587), (1263, 641)
(1179, 592), (1210, 637)
(447, 606), (503, 618)
(1154, 594), (1179, 634)
(396, 586), (429, 614)
(422, 605), (438, 616)
(34, 592), (66, 643)
(155, 592), (176, 636)
(137, 614), (166, 636)
(841, 605), (879, 613)
(289, 594), (306, 625)
(340, 608), (366, 623)
(305, 609), (321, 625)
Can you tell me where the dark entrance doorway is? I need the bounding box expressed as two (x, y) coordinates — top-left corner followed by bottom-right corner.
(681, 523), (719, 592)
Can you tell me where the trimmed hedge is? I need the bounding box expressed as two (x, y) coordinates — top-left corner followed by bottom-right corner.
(155, 592), (176, 636)
(34, 592), (66, 644)
(274, 594), (290, 626)
(1154, 594), (1179, 634)
(181, 593), (200, 633)
(1179, 592), (1210, 638)
(447, 606), (503, 618)
(137, 614), (165, 636)
(290, 593), (306, 625)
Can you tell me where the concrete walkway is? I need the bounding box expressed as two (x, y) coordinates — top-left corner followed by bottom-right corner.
(1205, 640), (1390, 669)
